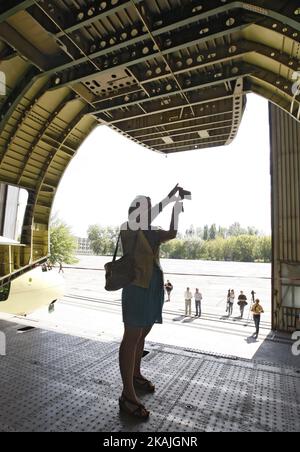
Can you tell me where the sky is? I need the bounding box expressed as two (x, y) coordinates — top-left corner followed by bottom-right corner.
(52, 93), (272, 237)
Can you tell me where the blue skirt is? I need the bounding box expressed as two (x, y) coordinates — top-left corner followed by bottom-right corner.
(122, 266), (164, 328)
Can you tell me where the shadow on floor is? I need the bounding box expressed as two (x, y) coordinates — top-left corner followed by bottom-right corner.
(172, 315), (186, 322)
(245, 335), (257, 345)
(250, 331), (300, 367)
(182, 316), (197, 324)
(220, 315), (230, 320)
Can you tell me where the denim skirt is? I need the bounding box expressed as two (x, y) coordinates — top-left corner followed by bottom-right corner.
(122, 266), (164, 328)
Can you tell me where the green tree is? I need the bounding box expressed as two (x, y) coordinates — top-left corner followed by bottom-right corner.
(86, 223), (272, 263)
(162, 239), (185, 259)
(185, 225), (195, 237)
(223, 237), (234, 261)
(161, 233), (271, 263)
(50, 221), (78, 265)
(218, 226), (227, 239)
(228, 222), (247, 237)
(203, 225), (209, 241)
(195, 226), (204, 239)
(182, 239), (204, 260)
(254, 236), (272, 262)
(231, 235), (257, 262)
(247, 226), (259, 236)
(87, 225), (103, 255)
(209, 224), (217, 241)
(87, 225), (119, 256)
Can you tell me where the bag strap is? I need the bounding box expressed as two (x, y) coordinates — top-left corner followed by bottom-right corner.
(113, 227), (139, 262)
(113, 234), (121, 262)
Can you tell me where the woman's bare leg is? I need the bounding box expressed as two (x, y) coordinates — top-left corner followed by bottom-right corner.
(134, 326), (152, 379)
(119, 326), (143, 403)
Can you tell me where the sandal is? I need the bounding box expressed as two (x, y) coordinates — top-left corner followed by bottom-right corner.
(133, 376), (155, 393)
(119, 394), (150, 420)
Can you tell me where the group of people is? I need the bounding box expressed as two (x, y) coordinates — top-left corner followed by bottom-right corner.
(165, 283), (264, 330)
(42, 261), (53, 272)
(184, 287), (203, 317)
(226, 289), (249, 318)
(227, 289), (264, 338)
(41, 261), (64, 273)
(165, 282), (203, 318)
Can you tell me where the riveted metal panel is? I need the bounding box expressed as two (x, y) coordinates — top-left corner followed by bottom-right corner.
(270, 103), (300, 331)
(0, 319), (299, 432)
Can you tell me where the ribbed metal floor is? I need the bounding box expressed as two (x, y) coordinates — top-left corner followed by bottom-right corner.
(0, 320), (299, 432)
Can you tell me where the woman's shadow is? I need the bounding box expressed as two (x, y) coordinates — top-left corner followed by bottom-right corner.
(245, 334), (258, 344)
(173, 315), (195, 323)
(182, 316), (197, 323)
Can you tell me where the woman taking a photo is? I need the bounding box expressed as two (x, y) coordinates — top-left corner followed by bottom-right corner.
(119, 185), (185, 420)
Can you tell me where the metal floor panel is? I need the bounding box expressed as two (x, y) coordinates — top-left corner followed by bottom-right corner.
(0, 320), (299, 432)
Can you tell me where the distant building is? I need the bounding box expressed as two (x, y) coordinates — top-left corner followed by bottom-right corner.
(76, 237), (93, 255)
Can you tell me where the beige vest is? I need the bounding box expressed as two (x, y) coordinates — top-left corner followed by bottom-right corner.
(120, 229), (161, 288)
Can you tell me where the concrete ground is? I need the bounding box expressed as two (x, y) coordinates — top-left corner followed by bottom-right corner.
(6, 258), (293, 365)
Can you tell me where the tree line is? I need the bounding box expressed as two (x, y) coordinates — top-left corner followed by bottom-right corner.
(183, 222), (260, 241)
(48, 221), (271, 265)
(86, 223), (272, 263)
(160, 235), (271, 262)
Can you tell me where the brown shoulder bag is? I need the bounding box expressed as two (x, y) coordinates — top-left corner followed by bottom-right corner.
(104, 231), (138, 291)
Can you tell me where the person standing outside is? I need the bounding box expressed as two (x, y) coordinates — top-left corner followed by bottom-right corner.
(226, 289), (231, 314)
(251, 299), (264, 339)
(238, 291), (248, 318)
(165, 280), (173, 302)
(194, 289), (203, 318)
(228, 289), (235, 317)
(184, 287), (193, 317)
